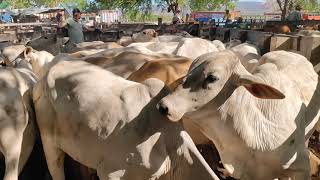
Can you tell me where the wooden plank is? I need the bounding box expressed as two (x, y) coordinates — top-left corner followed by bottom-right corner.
(270, 34), (294, 51)
(247, 31), (273, 54)
(300, 36), (320, 65)
(314, 63), (320, 75)
(214, 27), (230, 43)
(266, 20), (320, 26)
(0, 22), (50, 27)
(230, 29), (248, 42)
(0, 34), (17, 42)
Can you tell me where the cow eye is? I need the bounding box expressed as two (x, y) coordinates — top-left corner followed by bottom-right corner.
(143, 32), (146, 34)
(206, 74), (218, 83)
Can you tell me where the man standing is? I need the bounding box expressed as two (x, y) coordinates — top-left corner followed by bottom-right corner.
(172, 9), (183, 24)
(60, 8), (95, 44)
(56, 12), (62, 24)
(286, 5), (302, 31)
(224, 10), (232, 23)
(287, 5), (302, 21)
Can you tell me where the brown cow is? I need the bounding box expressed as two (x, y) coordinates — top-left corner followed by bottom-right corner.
(81, 50), (192, 79)
(126, 58), (212, 145)
(127, 59), (192, 85)
(264, 24), (291, 33)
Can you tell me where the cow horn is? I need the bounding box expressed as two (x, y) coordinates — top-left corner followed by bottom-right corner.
(180, 131), (220, 180)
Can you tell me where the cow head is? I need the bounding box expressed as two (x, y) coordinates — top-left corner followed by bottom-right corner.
(157, 50), (285, 122)
(132, 29), (158, 42)
(23, 46), (35, 63)
(26, 34), (69, 55)
(27, 34), (57, 48)
(178, 31), (193, 38)
(1, 45), (26, 66)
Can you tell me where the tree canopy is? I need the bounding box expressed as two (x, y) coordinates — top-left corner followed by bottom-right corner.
(3, 0), (87, 9)
(95, 0), (237, 20)
(189, 0), (237, 11)
(267, 0), (320, 21)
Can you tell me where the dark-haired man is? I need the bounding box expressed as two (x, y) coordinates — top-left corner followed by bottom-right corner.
(287, 5), (302, 21)
(60, 8), (95, 44)
(224, 10), (232, 23)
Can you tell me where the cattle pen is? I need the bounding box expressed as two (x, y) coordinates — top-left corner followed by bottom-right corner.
(1, 19), (320, 67)
(2, 17), (320, 180)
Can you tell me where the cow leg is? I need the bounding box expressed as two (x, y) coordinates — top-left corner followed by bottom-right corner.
(41, 138), (65, 180)
(78, 165), (97, 180)
(18, 119), (35, 173)
(97, 169), (125, 180)
(290, 171), (310, 180)
(97, 170), (109, 180)
(0, 130), (23, 180)
(287, 150), (311, 180)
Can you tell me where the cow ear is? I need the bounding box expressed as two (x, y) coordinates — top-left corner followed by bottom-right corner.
(24, 46), (33, 59)
(142, 78), (166, 98)
(238, 75), (285, 99)
(153, 32), (158, 37)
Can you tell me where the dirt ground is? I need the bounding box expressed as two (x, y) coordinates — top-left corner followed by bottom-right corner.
(0, 131), (319, 180)
(197, 130), (320, 180)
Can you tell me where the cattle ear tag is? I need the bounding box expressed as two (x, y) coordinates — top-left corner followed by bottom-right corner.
(238, 75), (285, 99)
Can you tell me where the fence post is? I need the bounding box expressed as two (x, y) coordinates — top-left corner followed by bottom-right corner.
(209, 19), (215, 40)
(199, 21), (204, 37)
(158, 17), (162, 26)
(186, 14), (189, 23)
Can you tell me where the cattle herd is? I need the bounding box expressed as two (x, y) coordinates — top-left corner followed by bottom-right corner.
(0, 28), (319, 180)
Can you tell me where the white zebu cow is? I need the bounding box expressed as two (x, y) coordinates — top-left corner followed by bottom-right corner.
(130, 29), (193, 44)
(158, 50), (320, 179)
(174, 38), (219, 60)
(0, 67), (37, 180)
(118, 29), (158, 46)
(225, 39), (242, 49)
(0, 45), (26, 67)
(230, 42), (261, 72)
(128, 42), (180, 54)
(298, 30), (320, 37)
(212, 40), (226, 51)
(32, 55), (219, 180)
(129, 38), (219, 60)
(23, 47), (54, 77)
(1, 45), (54, 78)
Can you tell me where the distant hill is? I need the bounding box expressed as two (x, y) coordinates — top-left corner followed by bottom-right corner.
(152, 1), (274, 16)
(235, 1), (272, 15)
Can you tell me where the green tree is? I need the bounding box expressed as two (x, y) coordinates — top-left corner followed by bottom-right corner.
(267, 0), (320, 21)
(97, 0), (236, 20)
(296, 0), (320, 12)
(4, 0), (87, 9)
(189, 0), (237, 11)
(83, 1), (101, 13)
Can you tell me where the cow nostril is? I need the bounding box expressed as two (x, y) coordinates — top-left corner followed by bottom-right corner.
(158, 103), (169, 115)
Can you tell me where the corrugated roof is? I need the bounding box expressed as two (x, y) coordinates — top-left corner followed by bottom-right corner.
(20, 7), (64, 16)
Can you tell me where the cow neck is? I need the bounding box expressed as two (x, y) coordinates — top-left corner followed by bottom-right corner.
(185, 61), (250, 126)
(131, 86), (174, 137)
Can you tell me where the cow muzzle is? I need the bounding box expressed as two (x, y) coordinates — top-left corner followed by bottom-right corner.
(157, 101), (169, 115)
(157, 99), (183, 122)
